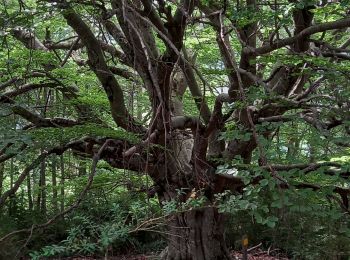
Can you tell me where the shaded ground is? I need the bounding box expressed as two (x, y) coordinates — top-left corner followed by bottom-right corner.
(232, 248), (289, 260)
(49, 249), (289, 260)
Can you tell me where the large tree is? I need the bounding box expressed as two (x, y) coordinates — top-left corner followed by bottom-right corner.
(1, 0), (350, 259)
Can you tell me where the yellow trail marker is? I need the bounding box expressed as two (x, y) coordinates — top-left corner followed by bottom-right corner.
(242, 237), (249, 247)
(242, 235), (248, 260)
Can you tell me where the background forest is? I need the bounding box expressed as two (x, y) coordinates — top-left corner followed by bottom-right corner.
(0, 0), (350, 259)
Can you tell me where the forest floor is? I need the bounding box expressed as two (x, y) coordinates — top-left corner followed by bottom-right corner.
(51, 249), (289, 260)
(231, 249), (289, 260)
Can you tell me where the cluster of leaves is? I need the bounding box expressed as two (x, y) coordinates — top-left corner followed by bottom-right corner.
(27, 170), (163, 258)
(29, 204), (130, 259)
(224, 184), (350, 259)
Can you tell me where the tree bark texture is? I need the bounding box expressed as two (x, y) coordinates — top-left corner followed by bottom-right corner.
(164, 206), (230, 260)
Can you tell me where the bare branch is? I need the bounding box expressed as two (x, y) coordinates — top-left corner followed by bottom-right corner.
(247, 17), (350, 56)
(0, 82), (58, 101)
(12, 28), (48, 50)
(0, 144), (28, 164)
(62, 7), (144, 133)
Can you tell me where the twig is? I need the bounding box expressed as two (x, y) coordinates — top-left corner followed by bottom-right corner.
(14, 224), (35, 258)
(247, 242), (262, 253)
(60, 37), (80, 67)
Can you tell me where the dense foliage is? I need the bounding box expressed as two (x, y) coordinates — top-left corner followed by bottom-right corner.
(0, 0), (349, 259)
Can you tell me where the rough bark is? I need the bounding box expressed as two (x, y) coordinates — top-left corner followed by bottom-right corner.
(152, 130), (231, 260)
(163, 207), (230, 260)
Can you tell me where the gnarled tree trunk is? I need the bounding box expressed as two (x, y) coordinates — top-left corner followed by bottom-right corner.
(152, 131), (231, 260)
(163, 205), (230, 260)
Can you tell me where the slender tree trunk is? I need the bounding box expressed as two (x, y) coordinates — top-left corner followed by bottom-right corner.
(60, 154), (65, 212)
(9, 158), (16, 216)
(0, 163), (4, 195)
(27, 171), (33, 211)
(10, 158), (14, 189)
(34, 167), (39, 211)
(36, 170), (41, 211)
(39, 155), (46, 216)
(137, 88), (143, 121)
(36, 88), (49, 215)
(51, 155), (58, 213)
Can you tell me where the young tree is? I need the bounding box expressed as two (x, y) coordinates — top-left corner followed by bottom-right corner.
(1, 0), (350, 259)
